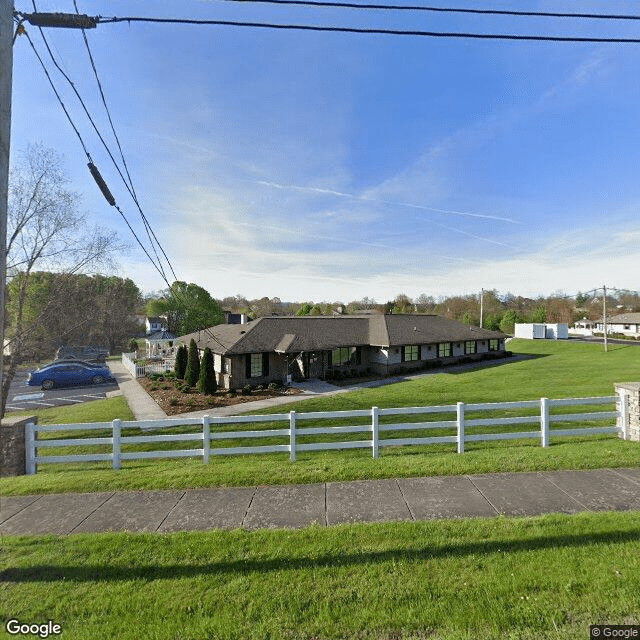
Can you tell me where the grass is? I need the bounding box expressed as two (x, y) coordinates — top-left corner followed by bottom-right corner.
(1, 340), (639, 496)
(4, 395), (134, 425)
(1, 511), (639, 639)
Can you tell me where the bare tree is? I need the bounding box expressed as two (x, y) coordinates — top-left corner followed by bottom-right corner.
(2, 143), (126, 416)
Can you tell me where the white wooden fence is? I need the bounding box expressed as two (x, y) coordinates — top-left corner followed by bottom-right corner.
(25, 395), (624, 474)
(121, 352), (173, 378)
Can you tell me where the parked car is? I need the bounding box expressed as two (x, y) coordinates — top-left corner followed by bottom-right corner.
(40, 359), (106, 369)
(55, 345), (109, 362)
(27, 362), (113, 390)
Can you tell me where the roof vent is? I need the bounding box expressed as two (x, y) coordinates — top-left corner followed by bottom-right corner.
(240, 330), (246, 334)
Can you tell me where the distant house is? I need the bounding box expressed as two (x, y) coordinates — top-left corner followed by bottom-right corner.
(595, 313), (640, 338)
(178, 314), (507, 390)
(572, 318), (597, 336)
(145, 316), (168, 335)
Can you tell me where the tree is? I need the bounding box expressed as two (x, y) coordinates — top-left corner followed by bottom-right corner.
(499, 309), (520, 334)
(296, 303), (312, 316)
(197, 347), (217, 394)
(2, 144), (125, 417)
(128, 338), (139, 353)
(7, 272), (142, 357)
(146, 281), (224, 336)
(174, 344), (188, 379)
(184, 339), (200, 386)
(530, 307), (547, 323)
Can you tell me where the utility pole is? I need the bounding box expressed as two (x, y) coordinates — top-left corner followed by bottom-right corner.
(1, 0), (14, 411)
(479, 288), (484, 328)
(0, 8), (97, 415)
(602, 284), (608, 353)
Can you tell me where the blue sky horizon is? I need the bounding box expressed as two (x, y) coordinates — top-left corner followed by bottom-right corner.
(10, 0), (640, 303)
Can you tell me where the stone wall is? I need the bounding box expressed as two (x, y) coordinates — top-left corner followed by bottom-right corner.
(0, 415), (37, 477)
(615, 382), (640, 441)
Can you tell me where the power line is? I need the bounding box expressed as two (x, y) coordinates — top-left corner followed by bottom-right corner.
(71, 0), (178, 284)
(94, 15), (640, 43)
(215, 0), (640, 22)
(28, 0), (171, 284)
(17, 20), (229, 351)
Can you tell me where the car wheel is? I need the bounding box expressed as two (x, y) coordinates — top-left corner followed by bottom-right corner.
(41, 379), (55, 390)
(92, 375), (105, 385)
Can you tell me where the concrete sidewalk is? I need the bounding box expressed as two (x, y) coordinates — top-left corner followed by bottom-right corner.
(2, 468), (639, 535)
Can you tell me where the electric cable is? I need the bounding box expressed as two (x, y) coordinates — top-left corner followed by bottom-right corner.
(95, 15), (640, 43)
(71, 0), (178, 284)
(29, 0), (170, 284)
(214, 0), (640, 22)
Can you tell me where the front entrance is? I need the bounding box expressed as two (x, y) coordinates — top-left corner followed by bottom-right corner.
(288, 352), (324, 379)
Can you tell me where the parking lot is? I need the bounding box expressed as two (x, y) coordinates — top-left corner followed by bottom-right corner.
(5, 366), (119, 413)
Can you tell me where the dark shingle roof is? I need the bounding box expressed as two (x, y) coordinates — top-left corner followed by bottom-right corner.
(179, 315), (506, 355)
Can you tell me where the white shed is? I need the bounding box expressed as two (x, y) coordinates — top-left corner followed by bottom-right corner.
(514, 323), (546, 339)
(514, 323), (568, 340)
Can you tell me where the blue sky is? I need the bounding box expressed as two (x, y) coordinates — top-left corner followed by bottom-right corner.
(10, 0), (640, 302)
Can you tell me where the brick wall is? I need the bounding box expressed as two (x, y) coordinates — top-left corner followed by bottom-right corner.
(615, 382), (640, 441)
(0, 415), (37, 477)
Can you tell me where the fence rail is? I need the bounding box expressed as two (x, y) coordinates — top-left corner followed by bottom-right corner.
(121, 352), (173, 378)
(25, 395), (623, 474)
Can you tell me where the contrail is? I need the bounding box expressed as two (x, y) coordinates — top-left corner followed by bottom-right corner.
(256, 179), (518, 223)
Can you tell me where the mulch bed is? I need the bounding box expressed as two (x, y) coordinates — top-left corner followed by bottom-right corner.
(138, 376), (301, 416)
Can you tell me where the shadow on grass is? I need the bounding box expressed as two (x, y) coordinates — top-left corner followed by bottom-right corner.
(3, 528), (639, 583)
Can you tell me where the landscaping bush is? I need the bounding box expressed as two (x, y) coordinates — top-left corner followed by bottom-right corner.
(241, 385), (252, 396)
(169, 398), (179, 406)
(268, 382), (279, 390)
(174, 344), (188, 380)
(128, 338), (139, 353)
(184, 339), (200, 386)
(197, 347), (217, 395)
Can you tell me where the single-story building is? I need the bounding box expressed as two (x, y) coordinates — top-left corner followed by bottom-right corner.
(572, 318), (597, 335)
(595, 313), (640, 338)
(178, 314), (508, 389)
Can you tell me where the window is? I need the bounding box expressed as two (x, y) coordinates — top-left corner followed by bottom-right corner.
(402, 345), (419, 361)
(222, 358), (229, 374)
(489, 339), (499, 351)
(331, 346), (361, 366)
(438, 343), (451, 358)
(246, 353), (269, 378)
(465, 341), (476, 354)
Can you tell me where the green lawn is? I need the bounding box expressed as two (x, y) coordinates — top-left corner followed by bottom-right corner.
(1, 511), (639, 639)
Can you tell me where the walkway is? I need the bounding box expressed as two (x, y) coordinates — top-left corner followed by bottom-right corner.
(1, 468), (639, 535)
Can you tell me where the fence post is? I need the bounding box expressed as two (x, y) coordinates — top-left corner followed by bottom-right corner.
(617, 390), (629, 440)
(289, 410), (297, 462)
(112, 419), (122, 470)
(371, 406), (379, 458)
(540, 397), (550, 447)
(457, 402), (465, 454)
(203, 415), (211, 463)
(25, 422), (36, 475)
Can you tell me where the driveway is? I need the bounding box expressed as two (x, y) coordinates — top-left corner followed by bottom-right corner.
(5, 367), (119, 413)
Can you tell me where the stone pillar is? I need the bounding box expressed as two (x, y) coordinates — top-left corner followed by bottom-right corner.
(615, 382), (640, 441)
(0, 415), (37, 477)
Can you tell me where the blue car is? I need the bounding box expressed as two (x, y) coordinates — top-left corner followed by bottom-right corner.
(27, 362), (113, 390)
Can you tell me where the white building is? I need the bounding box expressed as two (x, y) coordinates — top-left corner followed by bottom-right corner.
(595, 313), (640, 338)
(514, 323), (568, 340)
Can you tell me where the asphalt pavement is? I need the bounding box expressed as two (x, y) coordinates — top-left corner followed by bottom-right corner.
(5, 367), (119, 413)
